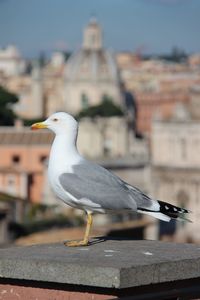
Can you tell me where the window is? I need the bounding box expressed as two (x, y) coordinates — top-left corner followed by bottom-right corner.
(12, 155), (20, 164)
(81, 93), (89, 109)
(8, 176), (15, 186)
(40, 155), (47, 163)
(6, 174), (16, 194)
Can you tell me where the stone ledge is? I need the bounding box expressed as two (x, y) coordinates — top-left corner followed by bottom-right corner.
(0, 239), (200, 289)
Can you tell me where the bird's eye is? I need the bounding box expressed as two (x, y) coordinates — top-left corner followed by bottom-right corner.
(53, 118), (58, 122)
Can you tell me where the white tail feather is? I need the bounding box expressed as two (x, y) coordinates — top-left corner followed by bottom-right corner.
(137, 210), (171, 222)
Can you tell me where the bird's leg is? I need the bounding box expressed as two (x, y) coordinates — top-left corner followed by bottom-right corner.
(64, 212), (93, 247)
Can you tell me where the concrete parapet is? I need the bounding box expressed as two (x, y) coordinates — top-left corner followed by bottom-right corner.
(0, 239), (200, 299)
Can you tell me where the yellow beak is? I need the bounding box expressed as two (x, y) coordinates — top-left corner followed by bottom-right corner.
(31, 122), (48, 130)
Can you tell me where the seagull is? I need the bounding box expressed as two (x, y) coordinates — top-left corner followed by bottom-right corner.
(31, 112), (191, 247)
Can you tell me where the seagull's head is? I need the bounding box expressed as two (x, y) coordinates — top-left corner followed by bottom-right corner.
(31, 112), (78, 135)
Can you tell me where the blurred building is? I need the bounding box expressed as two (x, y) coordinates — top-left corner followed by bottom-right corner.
(11, 62), (45, 119)
(77, 117), (147, 158)
(117, 54), (200, 94)
(0, 26), (200, 138)
(0, 45), (26, 76)
(188, 53), (200, 68)
(151, 89), (200, 242)
(63, 18), (121, 114)
(135, 92), (189, 134)
(0, 124), (52, 203)
(188, 85), (200, 119)
(0, 192), (27, 244)
(4, 19), (121, 119)
(117, 52), (200, 134)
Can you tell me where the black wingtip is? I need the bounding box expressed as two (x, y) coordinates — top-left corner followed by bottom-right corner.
(158, 200), (191, 220)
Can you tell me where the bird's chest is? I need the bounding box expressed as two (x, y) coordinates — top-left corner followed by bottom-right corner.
(47, 139), (83, 208)
(48, 164), (78, 207)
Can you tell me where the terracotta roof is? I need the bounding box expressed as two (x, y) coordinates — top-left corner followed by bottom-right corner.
(0, 127), (54, 145)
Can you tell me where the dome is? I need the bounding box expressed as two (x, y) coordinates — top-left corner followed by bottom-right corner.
(63, 19), (121, 114)
(65, 49), (120, 83)
(65, 18), (120, 83)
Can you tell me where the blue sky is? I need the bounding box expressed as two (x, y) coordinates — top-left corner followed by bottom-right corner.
(0, 0), (199, 57)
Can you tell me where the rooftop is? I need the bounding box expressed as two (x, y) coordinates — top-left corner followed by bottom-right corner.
(0, 128), (53, 145)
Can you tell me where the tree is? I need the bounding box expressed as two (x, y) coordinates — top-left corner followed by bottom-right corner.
(0, 86), (19, 125)
(76, 95), (124, 119)
(159, 47), (188, 63)
(170, 47), (187, 63)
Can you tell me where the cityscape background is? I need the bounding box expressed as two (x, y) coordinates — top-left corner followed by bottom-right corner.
(0, 0), (200, 246)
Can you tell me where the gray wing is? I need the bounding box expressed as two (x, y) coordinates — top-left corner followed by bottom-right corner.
(59, 160), (153, 211)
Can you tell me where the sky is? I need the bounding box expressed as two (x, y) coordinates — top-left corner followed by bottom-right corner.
(0, 0), (200, 58)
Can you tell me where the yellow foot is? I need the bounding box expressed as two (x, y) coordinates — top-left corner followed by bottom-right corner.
(64, 239), (89, 247)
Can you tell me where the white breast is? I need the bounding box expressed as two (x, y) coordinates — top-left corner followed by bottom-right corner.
(47, 134), (83, 208)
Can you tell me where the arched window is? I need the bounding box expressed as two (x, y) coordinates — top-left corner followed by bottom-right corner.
(81, 93), (89, 109)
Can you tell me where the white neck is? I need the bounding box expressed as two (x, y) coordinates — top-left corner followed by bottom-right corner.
(48, 132), (83, 175)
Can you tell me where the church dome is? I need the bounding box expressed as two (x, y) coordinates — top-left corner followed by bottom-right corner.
(63, 19), (121, 114)
(65, 18), (120, 83)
